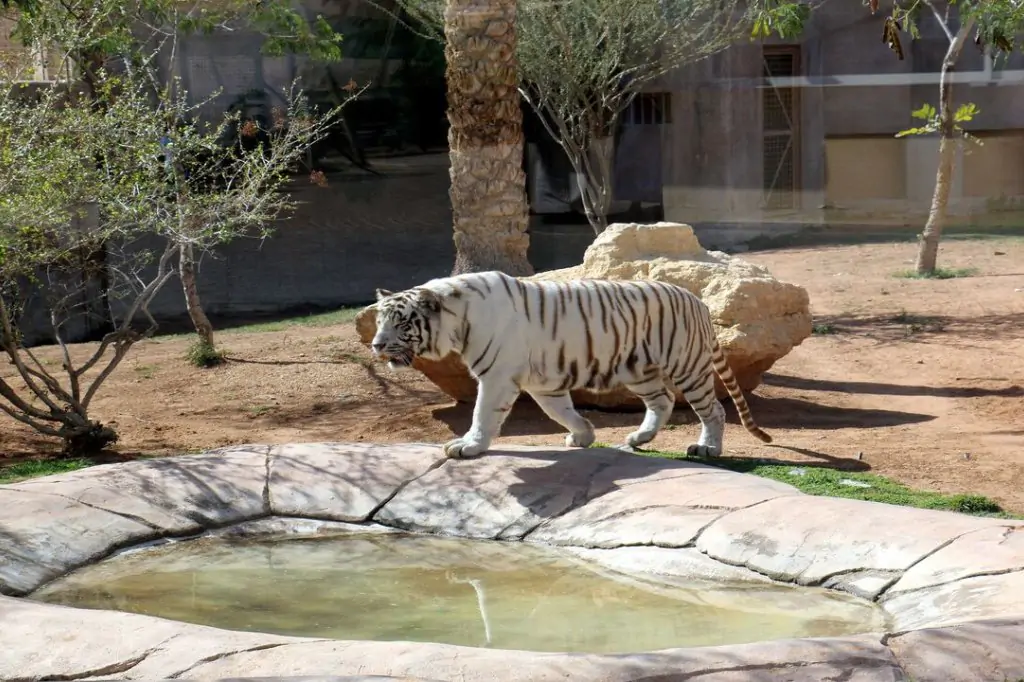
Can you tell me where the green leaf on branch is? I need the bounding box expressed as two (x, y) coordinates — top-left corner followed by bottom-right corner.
(910, 103), (936, 121)
(895, 125), (936, 138)
(750, 1), (811, 40)
(954, 102), (981, 123)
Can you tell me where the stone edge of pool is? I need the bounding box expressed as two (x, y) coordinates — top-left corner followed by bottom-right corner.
(1, 442), (1022, 682)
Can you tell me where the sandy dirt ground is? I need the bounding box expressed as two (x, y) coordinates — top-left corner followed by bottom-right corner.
(3, 238), (1023, 510)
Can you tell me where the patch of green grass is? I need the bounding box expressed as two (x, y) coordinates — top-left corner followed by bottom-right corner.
(893, 266), (979, 280)
(0, 458), (92, 484)
(592, 443), (1015, 519)
(227, 308), (361, 334)
(186, 339), (226, 368)
(811, 322), (838, 335)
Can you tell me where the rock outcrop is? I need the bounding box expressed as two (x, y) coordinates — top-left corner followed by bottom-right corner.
(356, 222), (811, 410)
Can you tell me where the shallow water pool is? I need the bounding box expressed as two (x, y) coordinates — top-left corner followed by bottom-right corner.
(33, 528), (889, 653)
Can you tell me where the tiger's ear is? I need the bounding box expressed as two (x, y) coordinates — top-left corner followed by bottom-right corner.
(416, 288), (441, 313)
(375, 288), (394, 301)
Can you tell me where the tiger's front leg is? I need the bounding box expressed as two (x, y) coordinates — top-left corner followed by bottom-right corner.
(443, 377), (521, 459)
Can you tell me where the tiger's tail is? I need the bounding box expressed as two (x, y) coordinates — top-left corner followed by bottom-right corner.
(710, 336), (773, 444)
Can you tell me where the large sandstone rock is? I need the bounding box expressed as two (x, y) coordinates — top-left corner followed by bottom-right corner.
(355, 222), (811, 410)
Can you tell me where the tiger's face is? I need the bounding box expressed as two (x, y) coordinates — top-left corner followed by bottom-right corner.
(371, 287), (442, 369)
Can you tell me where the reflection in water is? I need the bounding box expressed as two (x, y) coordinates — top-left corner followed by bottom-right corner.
(32, 530), (889, 653)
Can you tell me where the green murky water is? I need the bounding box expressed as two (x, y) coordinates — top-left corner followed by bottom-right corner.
(33, 530), (888, 653)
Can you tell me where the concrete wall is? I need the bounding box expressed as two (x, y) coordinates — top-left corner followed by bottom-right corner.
(660, 44), (767, 227)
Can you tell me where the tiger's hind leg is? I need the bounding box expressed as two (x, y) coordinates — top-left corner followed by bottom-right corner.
(674, 363), (726, 457)
(623, 376), (675, 448)
(527, 391), (595, 448)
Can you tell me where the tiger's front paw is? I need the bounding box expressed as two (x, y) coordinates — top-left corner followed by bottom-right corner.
(443, 437), (487, 459)
(565, 427), (596, 448)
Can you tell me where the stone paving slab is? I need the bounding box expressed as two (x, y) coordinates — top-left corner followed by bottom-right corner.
(6, 445), (271, 534)
(372, 446), (625, 539)
(172, 633), (904, 682)
(268, 443), (444, 521)
(581, 454), (726, 497)
(887, 524), (1024, 594)
(0, 594), (303, 680)
(887, 618), (1024, 682)
(561, 546), (774, 584)
(0, 595), (903, 682)
(696, 495), (1016, 588)
(882, 571), (1024, 631)
(530, 472), (798, 548)
(0, 489), (155, 596)
(200, 678), (443, 682)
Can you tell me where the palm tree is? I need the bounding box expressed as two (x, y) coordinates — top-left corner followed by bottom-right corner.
(444, 0), (533, 275)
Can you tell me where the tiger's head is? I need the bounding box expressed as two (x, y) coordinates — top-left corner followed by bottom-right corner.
(370, 286), (443, 369)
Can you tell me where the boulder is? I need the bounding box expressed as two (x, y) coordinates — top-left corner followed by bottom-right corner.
(355, 222), (811, 410)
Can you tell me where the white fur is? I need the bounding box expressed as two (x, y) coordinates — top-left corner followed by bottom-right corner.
(371, 271), (769, 459)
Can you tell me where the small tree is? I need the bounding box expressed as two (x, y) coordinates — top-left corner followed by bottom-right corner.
(136, 78), (354, 363)
(757, 0), (1024, 275)
(3, 0), (350, 354)
(0, 64), (352, 452)
(0, 79), (178, 454)
(397, 0), (761, 234)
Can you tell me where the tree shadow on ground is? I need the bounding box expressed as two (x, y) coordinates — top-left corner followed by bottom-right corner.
(814, 312), (1024, 345)
(763, 373), (1024, 399)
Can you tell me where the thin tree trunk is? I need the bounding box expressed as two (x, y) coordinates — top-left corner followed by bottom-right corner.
(179, 242), (215, 348)
(574, 135), (616, 234)
(445, 0), (533, 276)
(916, 16), (974, 275)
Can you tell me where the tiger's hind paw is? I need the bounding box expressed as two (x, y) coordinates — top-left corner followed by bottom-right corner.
(686, 443), (721, 458)
(625, 429), (657, 448)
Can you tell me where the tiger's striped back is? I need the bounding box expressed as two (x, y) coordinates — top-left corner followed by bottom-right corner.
(421, 271), (771, 447)
(372, 270), (771, 457)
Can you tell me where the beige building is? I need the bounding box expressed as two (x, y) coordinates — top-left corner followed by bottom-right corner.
(658, 2), (1024, 229)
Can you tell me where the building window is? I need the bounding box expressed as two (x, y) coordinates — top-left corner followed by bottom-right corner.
(762, 46), (801, 210)
(627, 92), (672, 125)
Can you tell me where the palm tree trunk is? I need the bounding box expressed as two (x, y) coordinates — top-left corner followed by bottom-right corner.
(916, 16), (974, 275)
(445, 0), (533, 276)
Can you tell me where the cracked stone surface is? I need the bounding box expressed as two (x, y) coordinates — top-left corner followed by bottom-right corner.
(0, 593), (300, 680)
(696, 496), (1017, 585)
(887, 619), (1024, 682)
(886, 524), (1024, 595)
(268, 442), (443, 521)
(0, 489), (156, 596)
(529, 471), (798, 548)
(7, 445), (271, 532)
(883, 571), (1024, 631)
(157, 632), (903, 681)
(560, 546), (774, 584)
(372, 446), (623, 540)
(822, 570), (902, 601)
(2, 442), (1024, 681)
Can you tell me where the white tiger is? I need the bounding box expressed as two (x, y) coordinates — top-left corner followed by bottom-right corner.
(370, 271), (772, 459)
